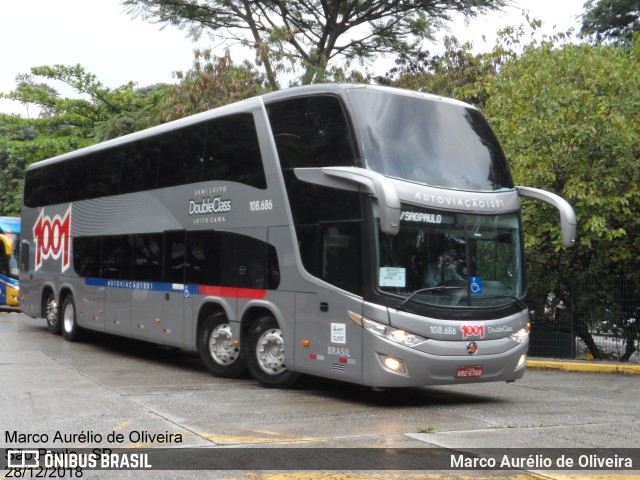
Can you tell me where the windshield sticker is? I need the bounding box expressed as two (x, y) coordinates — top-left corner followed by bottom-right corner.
(379, 267), (406, 287)
(470, 276), (483, 295)
(331, 323), (346, 344)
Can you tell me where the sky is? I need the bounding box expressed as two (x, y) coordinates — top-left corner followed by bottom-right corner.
(0, 0), (586, 116)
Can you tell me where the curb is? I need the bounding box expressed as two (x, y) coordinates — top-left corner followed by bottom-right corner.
(527, 359), (640, 375)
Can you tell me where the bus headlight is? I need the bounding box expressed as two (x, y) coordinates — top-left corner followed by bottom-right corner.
(349, 311), (427, 347)
(510, 323), (530, 344)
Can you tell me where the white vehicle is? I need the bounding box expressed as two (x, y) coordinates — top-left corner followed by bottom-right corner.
(20, 85), (575, 388)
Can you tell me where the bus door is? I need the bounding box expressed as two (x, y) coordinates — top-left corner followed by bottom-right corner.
(129, 232), (185, 346)
(74, 237), (105, 331)
(293, 222), (365, 384)
(159, 231), (187, 347)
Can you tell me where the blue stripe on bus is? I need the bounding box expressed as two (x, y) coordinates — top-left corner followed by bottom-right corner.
(84, 277), (187, 294)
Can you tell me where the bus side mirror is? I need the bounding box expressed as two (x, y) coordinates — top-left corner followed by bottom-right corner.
(294, 167), (401, 235)
(517, 186), (577, 247)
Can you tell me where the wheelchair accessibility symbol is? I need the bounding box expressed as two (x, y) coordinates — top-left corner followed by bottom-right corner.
(470, 276), (483, 295)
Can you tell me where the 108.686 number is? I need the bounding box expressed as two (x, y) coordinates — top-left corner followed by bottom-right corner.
(249, 200), (273, 211)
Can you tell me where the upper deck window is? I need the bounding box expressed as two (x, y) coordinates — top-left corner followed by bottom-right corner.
(23, 112), (266, 208)
(348, 89), (514, 192)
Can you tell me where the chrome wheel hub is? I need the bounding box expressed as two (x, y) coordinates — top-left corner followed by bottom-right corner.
(209, 324), (238, 366)
(63, 302), (74, 333)
(256, 328), (286, 375)
(46, 298), (58, 326)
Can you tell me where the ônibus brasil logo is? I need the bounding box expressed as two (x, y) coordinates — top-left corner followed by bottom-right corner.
(33, 206), (71, 272)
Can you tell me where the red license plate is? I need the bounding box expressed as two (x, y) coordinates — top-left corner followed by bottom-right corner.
(455, 366), (484, 379)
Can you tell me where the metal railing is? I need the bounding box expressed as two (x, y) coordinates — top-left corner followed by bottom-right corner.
(527, 279), (640, 364)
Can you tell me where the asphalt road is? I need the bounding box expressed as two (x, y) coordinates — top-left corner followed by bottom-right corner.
(1, 310), (638, 479)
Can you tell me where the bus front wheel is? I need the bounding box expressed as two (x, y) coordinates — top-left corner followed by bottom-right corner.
(45, 293), (61, 335)
(61, 295), (81, 342)
(199, 312), (246, 378)
(247, 315), (300, 388)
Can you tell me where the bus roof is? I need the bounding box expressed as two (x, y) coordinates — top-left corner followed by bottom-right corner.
(0, 216), (20, 234)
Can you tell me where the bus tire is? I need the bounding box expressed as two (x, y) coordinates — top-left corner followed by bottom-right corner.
(199, 312), (246, 378)
(247, 314), (300, 389)
(61, 295), (81, 342)
(45, 292), (61, 335)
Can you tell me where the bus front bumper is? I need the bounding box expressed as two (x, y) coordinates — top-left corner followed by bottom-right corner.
(362, 333), (528, 388)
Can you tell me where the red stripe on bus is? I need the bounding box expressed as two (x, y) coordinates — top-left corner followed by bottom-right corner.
(199, 286), (267, 300)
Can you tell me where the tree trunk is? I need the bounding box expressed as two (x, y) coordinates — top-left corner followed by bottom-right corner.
(573, 318), (606, 360)
(620, 322), (638, 362)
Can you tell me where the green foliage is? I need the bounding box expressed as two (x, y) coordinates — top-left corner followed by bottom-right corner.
(93, 83), (171, 141)
(483, 32), (640, 358)
(485, 36), (640, 261)
(386, 35), (514, 106)
(160, 49), (268, 121)
(0, 65), (170, 215)
(0, 114), (93, 215)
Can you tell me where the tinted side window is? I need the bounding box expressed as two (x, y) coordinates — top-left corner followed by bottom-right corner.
(185, 231), (279, 289)
(131, 233), (163, 281)
(267, 96), (362, 294)
(163, 231), (186, 284)
(267, 95), (357, 169)
(73, 237), (101, 278)
(71, 231), (280, 289)
(185, 231), (219, 285)
(157, 125), (206, 189)
(100, 236), (132, 280)
(23, 113), (266, 208)
(219, 232), (279, 289)
(202, 114), (266, 188)
(89, 150), (122, 198)
(121, 139), (159, 194)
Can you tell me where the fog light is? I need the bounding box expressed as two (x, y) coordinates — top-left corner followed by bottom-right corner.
(380, 355), (408, 375)
(516, 354), (526, 368)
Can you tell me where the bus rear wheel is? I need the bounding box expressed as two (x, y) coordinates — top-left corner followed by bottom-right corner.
(247, 314), (300, 388)
(62, 295), (81, 342)
(199, 312), (246, 378)
(45, 293), (61, 335)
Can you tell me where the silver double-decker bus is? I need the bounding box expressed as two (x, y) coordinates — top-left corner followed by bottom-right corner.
(20, 84), (575, 388)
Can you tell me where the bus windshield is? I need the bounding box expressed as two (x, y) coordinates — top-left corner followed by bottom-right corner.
(348, 89), (514, 192)
(376, 204), (524, 309)
(4, 232), (19, 280)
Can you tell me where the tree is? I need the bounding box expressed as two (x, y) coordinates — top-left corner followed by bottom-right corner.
(122, 0), (510, 88)
(385, 34), (515, 106)
(482, 34), (640, 360)
(0, 113), (92, 215)
(580, 0), (640, 44)
(0, 65), (171, 215)
(159, 49), (268, 121)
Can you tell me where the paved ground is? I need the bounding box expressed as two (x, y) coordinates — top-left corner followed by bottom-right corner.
(1, 310), (638, 479)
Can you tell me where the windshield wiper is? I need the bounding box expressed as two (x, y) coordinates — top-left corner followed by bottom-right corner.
(396, 286), (465, 311)
(477, 295), (527, 311)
